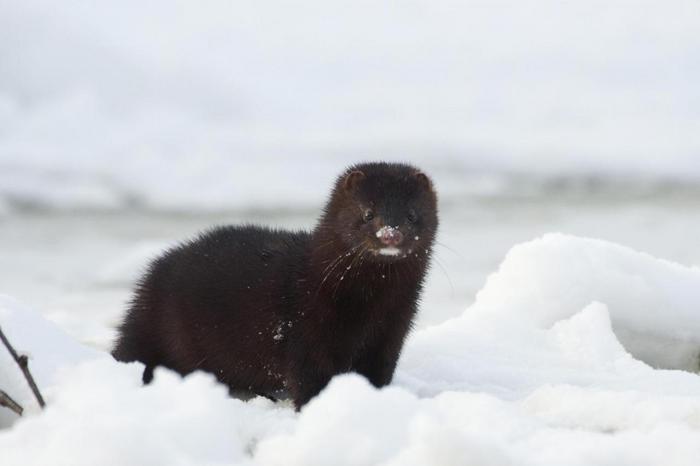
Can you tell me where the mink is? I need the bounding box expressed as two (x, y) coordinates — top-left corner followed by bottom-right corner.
(112, 162), (438, 408)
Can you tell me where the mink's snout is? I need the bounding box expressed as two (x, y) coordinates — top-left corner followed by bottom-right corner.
(377, 226), (404, 247)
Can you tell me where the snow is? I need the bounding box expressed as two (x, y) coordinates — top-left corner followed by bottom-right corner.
(1, 1), (700, 212)
(0, 295), (101, 427)
(468, 234), (700, 371)
(2, 1), (699, 461)
(2, 234), (700, 465)
(1, 361), (296, 466)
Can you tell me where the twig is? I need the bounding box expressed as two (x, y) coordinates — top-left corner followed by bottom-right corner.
(0, 325), (45, 409)
(0, 389), (23, 416)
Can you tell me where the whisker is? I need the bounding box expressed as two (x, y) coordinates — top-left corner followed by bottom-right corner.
(317, 255), (351, 294)
(319, 242), (361, 276)
(333, 242), (371, 299)
(432, 254), (455, 296)
(435, 240), (466, 262)
(315, 242), (363, 297)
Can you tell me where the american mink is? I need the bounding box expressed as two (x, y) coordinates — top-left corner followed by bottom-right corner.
(112, 162), (438, 408)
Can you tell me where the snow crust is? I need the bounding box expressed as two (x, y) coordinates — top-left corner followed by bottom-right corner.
(2, 234), (700, 465)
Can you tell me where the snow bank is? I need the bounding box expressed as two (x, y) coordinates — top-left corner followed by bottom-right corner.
(0, 295), (101, 427)
(1, 361), (296, 466)
(258, 373), (700, 466)
(2, 235), (700, 465)
(471, 233), (700, 371)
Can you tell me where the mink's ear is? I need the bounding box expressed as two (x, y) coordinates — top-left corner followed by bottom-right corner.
(343, 170), (366, 192)
(413, 171), (432, 189)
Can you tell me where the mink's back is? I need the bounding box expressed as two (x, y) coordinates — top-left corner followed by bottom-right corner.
(112, 225), (310, 393)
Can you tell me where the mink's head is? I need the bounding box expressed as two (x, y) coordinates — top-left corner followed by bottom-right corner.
(320, 162), (438, 261)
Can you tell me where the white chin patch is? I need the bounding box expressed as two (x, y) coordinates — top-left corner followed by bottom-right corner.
(379, 247), (401, 256)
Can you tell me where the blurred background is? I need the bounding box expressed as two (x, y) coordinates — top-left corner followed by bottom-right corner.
(1, 0), (699, 349)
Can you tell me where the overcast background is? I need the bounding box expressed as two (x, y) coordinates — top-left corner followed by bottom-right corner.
(1, 0), (699, 347)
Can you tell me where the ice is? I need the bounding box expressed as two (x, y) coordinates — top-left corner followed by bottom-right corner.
(94, 242), (168, 287)
(2, 234), (700, 464)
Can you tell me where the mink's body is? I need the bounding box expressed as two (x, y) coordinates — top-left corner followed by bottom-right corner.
(112, 162), (438, 408)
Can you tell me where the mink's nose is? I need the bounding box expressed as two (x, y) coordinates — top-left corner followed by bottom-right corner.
(379, 227), (404, 247)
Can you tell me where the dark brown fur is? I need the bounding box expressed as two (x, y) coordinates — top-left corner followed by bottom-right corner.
(112, 162), (438, 408)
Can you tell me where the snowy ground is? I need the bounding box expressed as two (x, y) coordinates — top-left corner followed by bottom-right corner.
(2, 232), (700, 466)
(2, 0), (700, 463)
(2, 188), (700, 348)
(2, 186), (700, 466)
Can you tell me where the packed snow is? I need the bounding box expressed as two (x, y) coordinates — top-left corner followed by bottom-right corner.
(2, 234), (700, 465)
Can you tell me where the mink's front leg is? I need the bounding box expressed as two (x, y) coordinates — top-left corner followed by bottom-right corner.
(286, 344), (337, 410)
(352, 331), (408, 388)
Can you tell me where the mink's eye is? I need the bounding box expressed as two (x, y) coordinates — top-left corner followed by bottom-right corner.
(363, 209), (374, 222)
(407, 209), (418, 224)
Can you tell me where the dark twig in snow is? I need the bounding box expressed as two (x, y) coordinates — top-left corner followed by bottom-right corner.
(0, 326), (45, 409)
(0, 389), (23, 416)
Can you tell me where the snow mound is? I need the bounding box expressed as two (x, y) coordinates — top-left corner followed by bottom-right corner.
(472, 233), (700, 371)
(0, 295), (101, 426)
(259, 373), (700, 466)
(1, 361), (295, 466)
